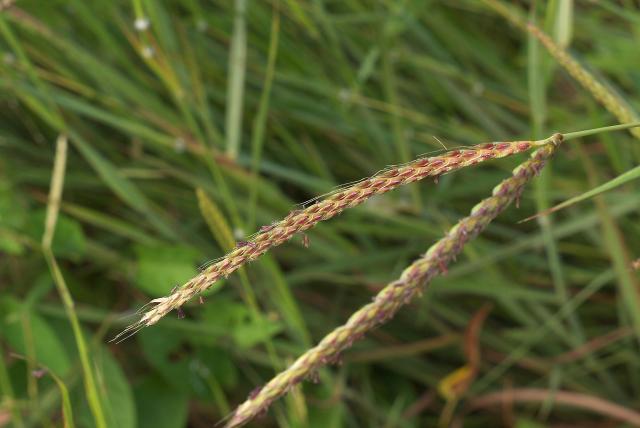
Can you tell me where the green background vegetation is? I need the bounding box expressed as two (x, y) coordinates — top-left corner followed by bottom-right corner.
(1, 1), (639, 427)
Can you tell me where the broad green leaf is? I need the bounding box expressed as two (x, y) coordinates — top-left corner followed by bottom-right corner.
(25, 210), (86, 261)
(0, 296), (71, 376)
(135, 376), (188, 428)
(198, 348), (238, 388)
(74, 345), (136, 428)
(138, 328), (193, 394)
(232, 318), (283, 349)
(200, 296), (250, 327)
(201, 295), (283, 348)
(94, 347), (136, 428)
(135, 244), (201, 297)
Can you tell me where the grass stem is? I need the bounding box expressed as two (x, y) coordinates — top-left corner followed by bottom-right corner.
(42, 135), (107, 428)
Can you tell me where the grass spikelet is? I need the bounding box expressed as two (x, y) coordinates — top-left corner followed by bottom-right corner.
(117, 134), (557, 338)
(223, 136), (563, 427)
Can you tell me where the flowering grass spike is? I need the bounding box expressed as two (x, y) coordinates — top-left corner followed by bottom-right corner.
(224, 136), (562, 427)
(115, 134), (560, 341)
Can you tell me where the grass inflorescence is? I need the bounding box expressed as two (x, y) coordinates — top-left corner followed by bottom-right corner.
(120, 135), (557, 338)
(225, 137), (562, 427)
(2, 2), (640, 427)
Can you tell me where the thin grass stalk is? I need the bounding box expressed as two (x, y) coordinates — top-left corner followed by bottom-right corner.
(226, 134), (562, 428)
(43, 135), (107, 428)
(469, 388), (640, 426)
(118, 134), (558, 338)
(482, 0), (640, 140)
(224, 135), (563, 428)
(225, 0), (248, 159)
(247, 2), (280, 231)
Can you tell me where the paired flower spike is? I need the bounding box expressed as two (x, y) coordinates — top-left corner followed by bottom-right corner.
(115, 134), (559, 341)
(224, 136), (562, 427)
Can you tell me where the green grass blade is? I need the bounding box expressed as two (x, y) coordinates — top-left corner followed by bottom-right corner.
(225, 0), (248, 159)
(552, 0), (573, 48)
(523, 164), (640, 221)
(563, 122), (640, 141)
(42, 135), (107, 428)
(67, 131), (178, 240)
(47, 370), (75, 428)
(528, 1), (582, 344)
(247, 4), (280, 230)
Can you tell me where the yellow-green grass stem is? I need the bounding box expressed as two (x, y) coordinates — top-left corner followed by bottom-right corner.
(42, 135), (107, 428)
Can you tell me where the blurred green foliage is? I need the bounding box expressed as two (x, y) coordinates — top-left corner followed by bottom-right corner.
(1, 0), (640, 427)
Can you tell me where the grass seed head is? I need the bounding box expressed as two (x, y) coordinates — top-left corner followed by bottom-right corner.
(122, 135), (554, 336)
(223, 141), (561, 428)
